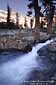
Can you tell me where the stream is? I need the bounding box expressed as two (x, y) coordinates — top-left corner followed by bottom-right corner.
(0, 39), (56, 85)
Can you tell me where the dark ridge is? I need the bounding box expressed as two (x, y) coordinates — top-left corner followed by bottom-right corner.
(0, 22), (19, 29)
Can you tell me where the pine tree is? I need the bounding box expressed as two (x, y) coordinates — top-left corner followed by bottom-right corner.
(7, 4), (11, 24)
(42, 0), (55, 34)
(16, 12), (19, 27)
(27, 0), (41, 40)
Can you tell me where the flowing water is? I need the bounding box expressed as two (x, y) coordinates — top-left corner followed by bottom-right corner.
(0, 39), (54, 85)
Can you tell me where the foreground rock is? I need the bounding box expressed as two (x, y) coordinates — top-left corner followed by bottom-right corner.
(0, 29), (51, 52)
(0, 35), (32, 53)
(48, 41), (56, 52)
(21, 44), (32, 53)
(39, 32), (51, 43)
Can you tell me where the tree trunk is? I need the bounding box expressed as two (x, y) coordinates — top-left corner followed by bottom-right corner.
(47, 5), (55, 35)
(33, 0), (40, 41)
(47, 13), (54, 35)
(7, 5), (11, 24)
(34, 13), (40, 40)
(47, 22), (52, 35)
(16, 12), (19, 27)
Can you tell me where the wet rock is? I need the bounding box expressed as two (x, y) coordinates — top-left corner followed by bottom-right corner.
(22, 44), (32, 53)
(48, 41), (56, 52)
(51, 73), (56, 80)
(37, 45), (48, 56)
(39, 37), (51, 43)
(39, 39), (47, 43)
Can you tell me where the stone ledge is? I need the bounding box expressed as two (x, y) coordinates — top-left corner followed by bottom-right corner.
(0, 35), (33, 53)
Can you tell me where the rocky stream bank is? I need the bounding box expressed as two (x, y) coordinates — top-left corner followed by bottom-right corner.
(0, 29), (52, 52)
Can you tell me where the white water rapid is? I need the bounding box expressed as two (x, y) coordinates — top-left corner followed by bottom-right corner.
(0, 39), (53, 85)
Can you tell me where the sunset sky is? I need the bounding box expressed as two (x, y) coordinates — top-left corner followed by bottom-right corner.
(0, 0), (56, 15)
(0, 0), (28, 15)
